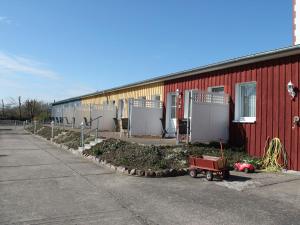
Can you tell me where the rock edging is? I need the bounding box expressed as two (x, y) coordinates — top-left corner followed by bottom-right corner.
(81, 153), (188, 178)
(32, 132), (188, 178)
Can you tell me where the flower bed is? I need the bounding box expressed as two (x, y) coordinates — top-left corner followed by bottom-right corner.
(30, 126), (95, 150)
(37, 126), (63, 140)
(83, 139), (261, 177)
(25, 124), (43, 133)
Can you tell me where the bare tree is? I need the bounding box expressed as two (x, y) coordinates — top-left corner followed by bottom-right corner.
(0, 98), (50, 121)
(24, 99), (36, 120)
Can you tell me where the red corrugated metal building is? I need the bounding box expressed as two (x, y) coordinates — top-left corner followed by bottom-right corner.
(163, 46), (300, 171)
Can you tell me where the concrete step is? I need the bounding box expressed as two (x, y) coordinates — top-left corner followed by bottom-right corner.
(84, 144), (91, 150)
(95, 138), (104, 144)
(89, 141), (96, 146)
(78, 147), (84, 152)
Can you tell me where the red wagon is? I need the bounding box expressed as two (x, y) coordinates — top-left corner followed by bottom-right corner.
(188, 143), (230, 181)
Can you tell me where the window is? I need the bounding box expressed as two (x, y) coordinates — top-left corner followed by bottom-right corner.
(171, 94), (176, 119)
(128, 98), (134, 104)
(207, 86), (225, 103)
(152, 95), (161, 108)
(208, 86), (224, 93)
(151, 95), (160, 101)
(138, 96), (146, 107)
(235, 82), (256, 123)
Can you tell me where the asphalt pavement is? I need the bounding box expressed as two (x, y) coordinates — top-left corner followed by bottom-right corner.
(1, 126), (300, 225)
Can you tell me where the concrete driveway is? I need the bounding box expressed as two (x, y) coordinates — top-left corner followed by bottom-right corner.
(1, 126), (300, 225)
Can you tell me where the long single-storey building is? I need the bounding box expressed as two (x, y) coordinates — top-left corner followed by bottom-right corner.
(81, 82), (164, 119)
(52, 45), (300, 171)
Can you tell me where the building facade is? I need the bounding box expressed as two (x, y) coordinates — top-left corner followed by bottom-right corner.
(81, 82), (164, 119)
(52, 46), (300, 171)
(163, 47), (300, 171)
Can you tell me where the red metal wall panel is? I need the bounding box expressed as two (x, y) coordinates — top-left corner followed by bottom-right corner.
(163, 55), (300, 171)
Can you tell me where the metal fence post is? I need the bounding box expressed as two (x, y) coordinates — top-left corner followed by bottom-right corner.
(72, 105), (75, 129)
(34, 120), (37, 134)
(175, 89), (180, 145)
(51, 120), (54, 140)
(128, 99), (132, 138)
(89, 104), (92, 130)
(186, 91), (191, 144)
(80, 121), (84, 148)
(95, 118), (99, 140)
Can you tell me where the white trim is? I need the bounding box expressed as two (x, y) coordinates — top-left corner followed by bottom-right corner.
(184, 89), (198, 119)
(232, 119), (256, 123)
(166, 92), (177, 137)
(234, 81), (256, 123)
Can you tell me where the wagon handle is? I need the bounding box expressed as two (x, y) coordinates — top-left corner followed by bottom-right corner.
(219, 139), (224, 160)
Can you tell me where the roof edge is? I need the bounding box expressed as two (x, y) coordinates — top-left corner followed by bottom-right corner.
(52, 45), (300, 106)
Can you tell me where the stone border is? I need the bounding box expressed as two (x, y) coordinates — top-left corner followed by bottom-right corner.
(81, 152), (188, 178)
(31, 130), (188, 178)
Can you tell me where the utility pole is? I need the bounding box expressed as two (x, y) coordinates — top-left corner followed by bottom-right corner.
(18, 96), (22, 120)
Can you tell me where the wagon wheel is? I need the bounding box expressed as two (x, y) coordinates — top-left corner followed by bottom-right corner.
(244, 168), (249, 173)
(189, 169), (197, 178)
(206, 171), (213, 181)
(222, 170), (230, 180)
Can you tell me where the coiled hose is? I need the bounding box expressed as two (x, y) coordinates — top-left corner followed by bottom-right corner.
(262, 137), (288, 172)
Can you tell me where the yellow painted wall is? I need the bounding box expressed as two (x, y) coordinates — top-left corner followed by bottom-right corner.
(81, 82), (164, 118)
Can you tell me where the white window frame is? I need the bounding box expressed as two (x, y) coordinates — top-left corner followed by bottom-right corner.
(234, 81), (256, 123)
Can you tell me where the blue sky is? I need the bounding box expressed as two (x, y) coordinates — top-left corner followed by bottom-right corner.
(0, 0), (292, 103)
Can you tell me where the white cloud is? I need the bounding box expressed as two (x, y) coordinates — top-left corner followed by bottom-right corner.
(0, 73), (95, 102)
(0, 51), (95, 102)
(0, 16), (12, 25)
(0, 52), (61, 80)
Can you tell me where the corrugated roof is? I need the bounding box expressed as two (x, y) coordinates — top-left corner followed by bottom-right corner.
(52, 45), (300, 106)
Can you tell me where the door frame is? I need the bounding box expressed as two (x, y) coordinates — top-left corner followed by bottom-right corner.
(166, 92), (177, 137)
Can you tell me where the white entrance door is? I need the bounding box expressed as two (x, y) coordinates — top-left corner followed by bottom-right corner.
(166, 93), (177, 136)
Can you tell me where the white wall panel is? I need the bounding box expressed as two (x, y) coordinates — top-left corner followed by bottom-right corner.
(190, 102), (229, 143)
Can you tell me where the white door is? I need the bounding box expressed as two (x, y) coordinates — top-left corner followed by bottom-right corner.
(166, 93), (177, 136)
